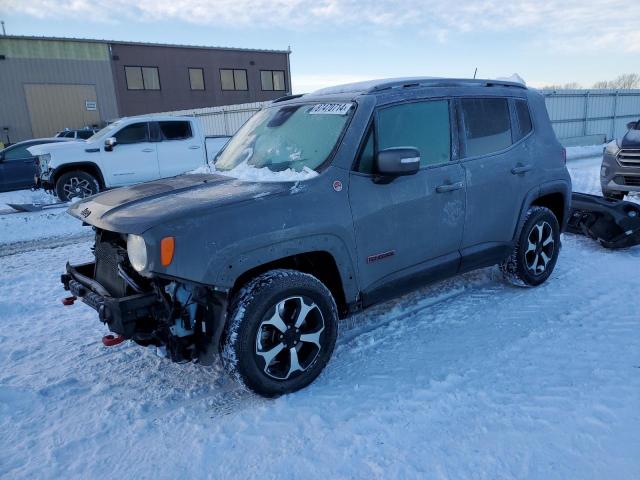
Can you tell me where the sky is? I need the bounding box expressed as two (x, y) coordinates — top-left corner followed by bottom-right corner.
(1, 0), (639, 93)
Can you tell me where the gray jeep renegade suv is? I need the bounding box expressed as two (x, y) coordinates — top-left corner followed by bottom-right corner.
(62, 78), (571, 397)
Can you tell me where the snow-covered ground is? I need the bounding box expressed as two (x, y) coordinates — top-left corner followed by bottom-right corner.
(1, 150), (639, 479)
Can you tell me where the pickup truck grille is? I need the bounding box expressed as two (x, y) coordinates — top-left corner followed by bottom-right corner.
(94, 235), (129, 297)
(623, 176), (640, 187)
(618, 149), (640, 167)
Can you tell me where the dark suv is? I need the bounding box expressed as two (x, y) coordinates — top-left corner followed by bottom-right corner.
(62, 78), (571, 397)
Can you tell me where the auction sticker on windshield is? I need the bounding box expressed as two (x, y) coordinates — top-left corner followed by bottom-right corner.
(308, 103), (352, 115)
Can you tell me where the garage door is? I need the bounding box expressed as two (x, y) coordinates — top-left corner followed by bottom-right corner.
(24, 84), (101, 138)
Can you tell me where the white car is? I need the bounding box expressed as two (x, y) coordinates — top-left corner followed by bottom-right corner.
(29, 115), (229, 201)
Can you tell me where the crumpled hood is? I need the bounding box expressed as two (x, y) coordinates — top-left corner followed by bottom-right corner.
(620, 129), (640, 149)
(67, 173), (291, 234)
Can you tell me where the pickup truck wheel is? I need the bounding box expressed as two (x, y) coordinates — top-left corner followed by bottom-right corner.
(221, 269), (338, 397)
(500, 206), (560, 287)
(56, 171), (100, 201)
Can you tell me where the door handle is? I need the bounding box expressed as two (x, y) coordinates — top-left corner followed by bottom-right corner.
(188, 145), (201, 150)
(436, 181), (464, 193)
(142, 148), (154, 153)
(511, 164), (533, 175)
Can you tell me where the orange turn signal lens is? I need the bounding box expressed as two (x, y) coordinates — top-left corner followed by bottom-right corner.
(160, 236), (175, 267)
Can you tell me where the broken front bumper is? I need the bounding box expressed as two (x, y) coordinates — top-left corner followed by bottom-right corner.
(61, 262), (160, 337)
(566, 193), (640, 249)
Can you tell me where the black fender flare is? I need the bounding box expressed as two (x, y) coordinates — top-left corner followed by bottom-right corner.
(209, 234), (360, 305)
(51, 162), (106, 189)
(512, 180), (571, 241)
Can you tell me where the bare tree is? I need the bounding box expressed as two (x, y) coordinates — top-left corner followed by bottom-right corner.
(592, 73), (640, 89)
(540, 82), (582, 90)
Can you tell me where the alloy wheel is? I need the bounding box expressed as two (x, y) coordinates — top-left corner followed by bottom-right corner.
(255, 296), (325, 380)
(525, 221), (555, 275)
(63, 176), (94, 199)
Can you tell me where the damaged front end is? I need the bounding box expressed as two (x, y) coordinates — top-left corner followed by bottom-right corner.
(61, 229), (227, 363)
(566, 192), (640, 249)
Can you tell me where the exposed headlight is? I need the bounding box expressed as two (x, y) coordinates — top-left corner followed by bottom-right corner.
(127, 234), (148, 272)
(38, 154), (51, 171)
(604, 140), (620, 157)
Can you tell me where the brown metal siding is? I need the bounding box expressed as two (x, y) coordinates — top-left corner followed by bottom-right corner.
(110, 44), (290, 116)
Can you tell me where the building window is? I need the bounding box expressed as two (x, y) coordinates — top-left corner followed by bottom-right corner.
(125, 66), (160, 90)
(189, 68), (205, 90)
(220, 69), (248, 91)
(261, 70), (286, 91)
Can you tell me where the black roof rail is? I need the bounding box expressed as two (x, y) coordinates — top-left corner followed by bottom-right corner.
(365, 77), (526, 93)
(272, 94), (305, 103)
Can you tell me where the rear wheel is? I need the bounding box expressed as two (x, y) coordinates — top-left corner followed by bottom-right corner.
(55, 170), (100, 201)
(501, 206), (560, 287)
(221, 269), (338, 397)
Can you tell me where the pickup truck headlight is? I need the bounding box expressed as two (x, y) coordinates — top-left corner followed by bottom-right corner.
(604, 140), (620, 157)
(127, 234), (148, 272)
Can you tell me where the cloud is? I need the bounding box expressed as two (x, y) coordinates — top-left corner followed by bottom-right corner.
(3, 0), (640, 52)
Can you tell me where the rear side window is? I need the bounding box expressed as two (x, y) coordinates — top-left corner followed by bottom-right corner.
(515, 100), (533, 139)
(159, 121), (193, 140)
(115, 123), (148, 144)
(377, 100), (451, 168)
(77, 130), (94, 139)
(461, 98), (512, 157)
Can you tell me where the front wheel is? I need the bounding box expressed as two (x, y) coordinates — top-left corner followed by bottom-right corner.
(55, 170), (100, 201)
(501, 206), (561, 287)
(221, 269), (338, 397)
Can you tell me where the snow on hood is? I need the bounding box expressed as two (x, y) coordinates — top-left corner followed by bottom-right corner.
(190, 161), (318, 182)
(494, 73), (526, 85)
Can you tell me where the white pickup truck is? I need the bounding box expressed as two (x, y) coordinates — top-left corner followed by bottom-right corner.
(29, 115), (230, 201)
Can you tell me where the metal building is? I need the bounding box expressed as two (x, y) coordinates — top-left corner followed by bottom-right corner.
(0, 36), (291, 143)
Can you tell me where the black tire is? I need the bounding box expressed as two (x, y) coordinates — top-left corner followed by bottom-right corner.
(602, 189), (626, 201)
(55, 170), (100, 201)
(221, 269), (338, 397)
(500, 206), (561, 287)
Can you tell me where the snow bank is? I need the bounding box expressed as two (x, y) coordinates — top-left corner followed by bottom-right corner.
(0, 189), (57, 209)
(566, 144), (605, 161)
(0, 190), (87, 246)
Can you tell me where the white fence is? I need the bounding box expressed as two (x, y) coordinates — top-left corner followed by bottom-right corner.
(158, 101), (269, 136)
(541, 89), (640, 145)
(159, 89), (640, 146)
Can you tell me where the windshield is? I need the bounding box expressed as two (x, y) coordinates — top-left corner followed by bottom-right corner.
(87, 121), (121, 142)
(214, 102), (353, 174)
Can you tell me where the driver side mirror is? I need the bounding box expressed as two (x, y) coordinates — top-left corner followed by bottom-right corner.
(104, 137), (117, 152)
(374, 147), (421, 180)
(627, 121), (638, 130)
